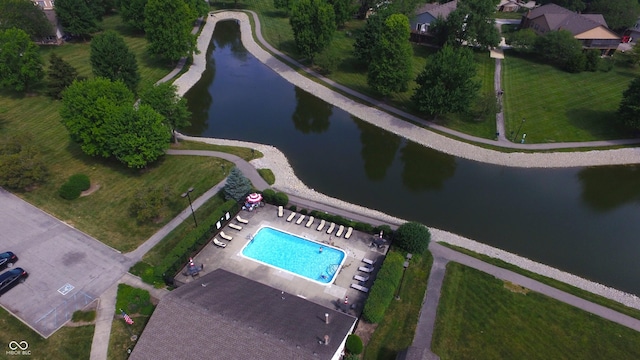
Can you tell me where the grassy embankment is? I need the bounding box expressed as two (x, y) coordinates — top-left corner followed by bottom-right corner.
(432, 263), (640, 359)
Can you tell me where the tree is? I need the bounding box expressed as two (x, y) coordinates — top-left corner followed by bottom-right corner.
(144, 0), (197, 63)
(0, 135), (48, 191)
(107, 104), (170, 168)
(290, 0), (336, 62)
(588, 0), (640, 31)
(0, 28), (44, 92)
(47, 53), (79, 99)
(185, 0), (209, 18)
(54, 0), (101, 38)
(60, 77), (135, 158)
(534, 30), (585, 72)
(328, 0), (353, 27)
(504, 28), (537, 52)
(119, 0), (147, 32)
(0, 0), (53, 40)
(140, 82), (191, 143)
(90, 30), (140, 92)
(367, 14), (413, 96)
(223, 167), (252, 202)
(431, 0), (500, 49)
(353, 7), (392, 65)
(412, 45), (480, 117)
(394, 221), (431, 254)
(617, 76), (640, 130)
(274, 0), (292, 14)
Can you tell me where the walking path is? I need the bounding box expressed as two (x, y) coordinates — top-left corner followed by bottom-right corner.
(88, 11), (640, 359)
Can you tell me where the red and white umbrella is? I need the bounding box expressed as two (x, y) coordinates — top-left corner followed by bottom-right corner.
(246, 193), (263, 204)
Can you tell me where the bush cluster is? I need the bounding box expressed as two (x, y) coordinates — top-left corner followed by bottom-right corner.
(58, 173), (90, 200)
(154, 200), (239, 285)
(362, 252), (405, 323)
(260, 188), (289, 206)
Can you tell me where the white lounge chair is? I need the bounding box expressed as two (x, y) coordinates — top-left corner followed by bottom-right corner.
(220, 231), (233, 241)
(362, 258), (376, 265)
(236, 215), (249, 224)
(316, 219), (326, 231)
(358, 265), (374, 273)
(278, 206), (283, 217)
(335, 225), (345, 237)
(305, 216), (314, 228)
(286, 212), (296, 222)
(354, 274), (369, 282)
(229, 223), (242, 231)
(351, 283), (369, 293)
(344, 227), (353, 239)
(296, 214), (306, 225)
(326, 222), (335, 234)
(212, 238), (227, 248)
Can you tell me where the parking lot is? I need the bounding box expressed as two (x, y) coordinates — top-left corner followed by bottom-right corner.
(0, 189), (131, 337)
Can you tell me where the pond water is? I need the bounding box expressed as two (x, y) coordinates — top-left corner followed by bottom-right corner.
(183, 21), (640, 295)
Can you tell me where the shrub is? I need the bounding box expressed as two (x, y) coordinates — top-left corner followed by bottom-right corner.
(274, 191), (289, 206)
(261, 188), (276, 203)
(346, 334), (363, 355)
(374, 224), (393, 237)
(68, 173), (90, 191)
(584, 50), (600, 72)
(299, 208), (308, 215)
(0, 135), (48, 191)
(289, 205), (297, 212)
(394, 222), (431, 254)
(362, 252), (404, 323)
(115, 284), (154, 316)
(58, 181), (82, 200)
(129, 185), (172, 223)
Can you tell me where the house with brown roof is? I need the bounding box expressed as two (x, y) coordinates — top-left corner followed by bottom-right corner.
(129, 269), (357, 360)
(520, 3), (620, 54)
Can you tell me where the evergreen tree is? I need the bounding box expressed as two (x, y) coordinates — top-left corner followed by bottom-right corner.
(290, 0), (336, 62)
(0, 28), (44, 92)
(223, 167), (252, 202)
(412, 45), (480, 117)
(90, 30), (140, 92)
(367, 13), (413, 96)
(47, 53), (79, 99)
(618, 76), (640, 130)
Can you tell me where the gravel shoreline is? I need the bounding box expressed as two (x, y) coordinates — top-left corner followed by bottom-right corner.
(172, 12), (640, 311)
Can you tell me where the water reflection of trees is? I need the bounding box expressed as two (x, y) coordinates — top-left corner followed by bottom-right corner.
(183, 54), (215, 135)
(578, 165), (640, 212)
(213, 21), (247, 61)
(400, 141), (456, 191)
(355, 117), (400, 181)
(292, 87), (331, 134)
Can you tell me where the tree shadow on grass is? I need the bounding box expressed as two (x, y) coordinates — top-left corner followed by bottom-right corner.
(565, 108), (633, 140)
(209, 1), (250, 10)
(263, 9), (289, 18)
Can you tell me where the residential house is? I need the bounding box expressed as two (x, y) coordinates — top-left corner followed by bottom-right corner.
(31, 0), (63, 43)
(520, 3), (620, 54)
(624, 17), (640, 44)
(498, 0), (520, 13)
(410, 0), (458, 34)
(129, 269), (357, 360)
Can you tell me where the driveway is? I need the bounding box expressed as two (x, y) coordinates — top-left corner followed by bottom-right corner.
(0, 189), (131, 338)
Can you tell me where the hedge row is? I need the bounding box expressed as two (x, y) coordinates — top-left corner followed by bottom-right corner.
(154, 200), (239, 284)
(260, 188), (288, 206)
(362, 252), (405, 323)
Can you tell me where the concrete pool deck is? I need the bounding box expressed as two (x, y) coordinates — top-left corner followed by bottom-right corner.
(174, 204), (388, 314)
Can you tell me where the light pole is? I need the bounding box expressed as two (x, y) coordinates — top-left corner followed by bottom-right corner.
(181, 187), (197, 227)
(512, 118), (525, 142)
(395, 254), (412, 300)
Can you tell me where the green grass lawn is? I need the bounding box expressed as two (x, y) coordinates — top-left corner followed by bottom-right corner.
(1, 15), (257, 252)
(0, 307), (93, 359)
(108, 285), (154, 360)
(363, 251), (433, 360)
(502, 52), (636, 143)
(432, 263), (640, 359)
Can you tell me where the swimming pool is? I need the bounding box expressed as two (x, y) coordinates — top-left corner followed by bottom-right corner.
(242, 227), (346, 284)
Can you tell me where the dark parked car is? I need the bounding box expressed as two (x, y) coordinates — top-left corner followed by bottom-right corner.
(0, 252), (18, 271)
(0, 268), (28, 296)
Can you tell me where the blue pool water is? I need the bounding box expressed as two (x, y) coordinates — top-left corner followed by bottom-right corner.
(242, 227), (346, 284)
